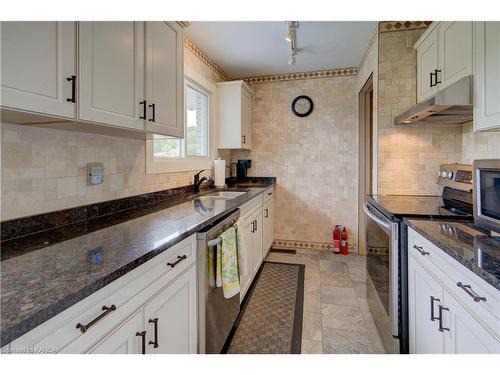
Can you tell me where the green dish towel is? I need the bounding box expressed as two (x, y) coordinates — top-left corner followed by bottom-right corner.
(217, 226), (240, 299)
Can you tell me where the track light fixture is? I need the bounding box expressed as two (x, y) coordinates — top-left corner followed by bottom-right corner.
(285, 21), (298, 65)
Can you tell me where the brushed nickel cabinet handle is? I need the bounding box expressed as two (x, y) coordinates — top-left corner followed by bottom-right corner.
(430, 296), (440, 321)
(457, 282), (487, 302)
(413, 245), (429, 256)
(437, 305), (450, 332)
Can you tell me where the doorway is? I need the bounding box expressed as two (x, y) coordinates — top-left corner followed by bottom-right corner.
(358, 74), (374, 255)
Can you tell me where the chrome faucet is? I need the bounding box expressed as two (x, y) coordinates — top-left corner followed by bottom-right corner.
(193, 170), (213, 194)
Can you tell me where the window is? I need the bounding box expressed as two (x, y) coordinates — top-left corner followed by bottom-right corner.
(146, 74), (214, 174)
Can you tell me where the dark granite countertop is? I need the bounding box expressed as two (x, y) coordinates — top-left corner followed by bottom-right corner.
(0, 178), (275, 347)
(405, 219), (500, 290)
(367, 194), (472, 220)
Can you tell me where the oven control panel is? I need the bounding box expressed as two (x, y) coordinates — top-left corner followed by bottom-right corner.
(438, 163), (472, 191)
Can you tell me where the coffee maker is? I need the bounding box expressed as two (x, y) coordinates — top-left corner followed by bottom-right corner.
(236, 159), (251, 181)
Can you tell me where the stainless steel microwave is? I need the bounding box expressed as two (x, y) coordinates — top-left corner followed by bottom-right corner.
(473, 159), (500, 232)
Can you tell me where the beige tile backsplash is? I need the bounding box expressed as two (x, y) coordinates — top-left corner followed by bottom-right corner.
(1, 26), (499, 254)
(377, 28), (464, 196)
(232, 76), (359, 246)
(0, 47), (224, 221)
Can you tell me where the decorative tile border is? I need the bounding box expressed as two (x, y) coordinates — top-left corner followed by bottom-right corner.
(241, 67), (357, 85)
(367, 246), (389, 256)
(379, 21), (433, 33)
(184, 37), (232, 81)
(273, 239), (356, 254)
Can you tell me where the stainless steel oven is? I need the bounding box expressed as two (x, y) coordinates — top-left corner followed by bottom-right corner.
(363, 202), (400, 354)
(473, 159), (500, 232)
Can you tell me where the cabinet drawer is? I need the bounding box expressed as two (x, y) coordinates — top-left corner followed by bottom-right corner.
(408, 228), (499, 337)
(239, 195), (263, 217)
(9, 235), (196, 353)
(263, 187), (274, 202)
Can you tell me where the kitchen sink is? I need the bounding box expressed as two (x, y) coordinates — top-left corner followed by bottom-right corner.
(200, 191), (246, 199)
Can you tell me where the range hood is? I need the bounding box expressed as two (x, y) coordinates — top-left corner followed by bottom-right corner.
(394, 75), (473, 125)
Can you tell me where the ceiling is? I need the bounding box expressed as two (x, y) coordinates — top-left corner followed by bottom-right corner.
(185, 21), (377, 78)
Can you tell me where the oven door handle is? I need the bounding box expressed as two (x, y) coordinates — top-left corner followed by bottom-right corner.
(363, 203), (392, 231)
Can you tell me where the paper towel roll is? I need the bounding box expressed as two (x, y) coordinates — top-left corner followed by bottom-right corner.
(214, 159), (226, 187)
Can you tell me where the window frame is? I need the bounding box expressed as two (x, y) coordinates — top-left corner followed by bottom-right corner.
(146, 71), (216, 174)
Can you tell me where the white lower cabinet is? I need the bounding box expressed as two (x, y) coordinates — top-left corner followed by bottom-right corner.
(88, 310), (144, 354)
(408, 255), (444, 354)
(249, 206), (263, 278)
(443, 290), (499, 354)
(408, 228), (500, 354)
(238, 210), (255, 300)
(144, 265), (197, 354)
(262, 196), (274, 257)
(10, 234), (197, 354)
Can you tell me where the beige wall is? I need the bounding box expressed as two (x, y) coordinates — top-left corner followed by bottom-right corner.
(1, 48), (227, 221)
(377, 29), (463, 196)
(232, 76), (358, 247)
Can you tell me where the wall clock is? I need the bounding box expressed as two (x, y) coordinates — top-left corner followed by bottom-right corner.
(291, 95), (313, 117)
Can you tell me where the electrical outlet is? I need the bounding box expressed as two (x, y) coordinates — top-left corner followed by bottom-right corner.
(87, 162), (104, 185)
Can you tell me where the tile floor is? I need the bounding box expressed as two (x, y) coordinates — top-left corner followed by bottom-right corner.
(265, 249), (386, 354)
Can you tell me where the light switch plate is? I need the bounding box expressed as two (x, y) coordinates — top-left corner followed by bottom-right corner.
(87, 162), (104, 185)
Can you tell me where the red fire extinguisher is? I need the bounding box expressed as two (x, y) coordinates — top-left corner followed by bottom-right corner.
(340, 227), (349, 255)
(332, 225), (341, 255)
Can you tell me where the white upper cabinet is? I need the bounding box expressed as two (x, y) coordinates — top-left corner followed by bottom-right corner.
(416, 29), (439, 102)
(438, 22), (473, 89)
(473, 21), (500, 131)
(78, 22), (145, 131)
(415, 22), (472, 102)
(217, 80), (253, 149)
(145, 22), (184, 137)
(0, 21), (76, 119)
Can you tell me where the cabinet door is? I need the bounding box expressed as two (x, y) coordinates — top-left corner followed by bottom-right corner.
(262, 198), (274, 257)
(1, 21), (76, 118)
(474, 21), (500, 131)
(250, 209), (263, 277)
(145, 21), (184, 137)
(89, 310), (144, 354)
(79, 22), (145, 131)
(438, 22), (472, 89)
(144, 265), (197, 354)
(442, 290), (500, 354)
(417, 31), (439, 102)
(408, 255), (444, 354)
(239, 214), (254, 301)
(241, 89), (252, 149)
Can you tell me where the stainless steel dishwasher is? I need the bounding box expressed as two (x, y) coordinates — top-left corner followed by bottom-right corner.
(197, 208), (240, 354)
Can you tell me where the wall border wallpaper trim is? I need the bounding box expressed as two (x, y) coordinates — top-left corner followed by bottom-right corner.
(379, 21), (433, 33)
(184, 37), (232, 81)
(241, 67), (357, 85)
(273, 239), (356, 253)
